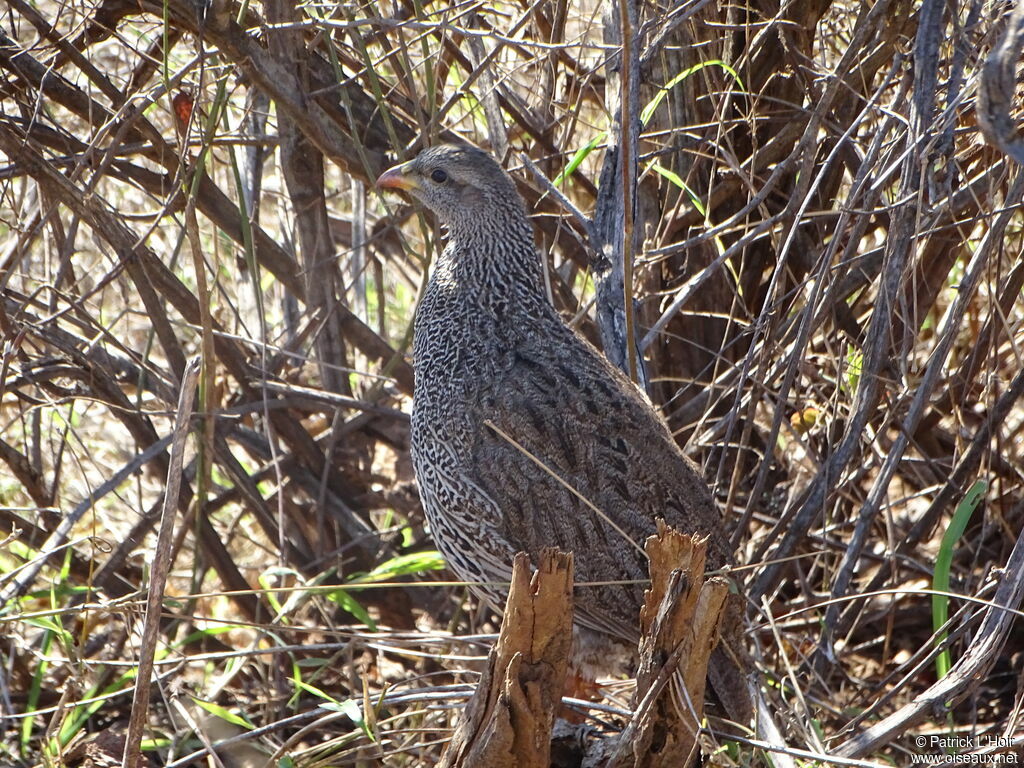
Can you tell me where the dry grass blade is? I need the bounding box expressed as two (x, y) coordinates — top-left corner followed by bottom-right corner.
(123, 356), (200, 768)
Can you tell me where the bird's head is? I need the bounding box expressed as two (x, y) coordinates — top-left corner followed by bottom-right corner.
(376, 144), (526, 236)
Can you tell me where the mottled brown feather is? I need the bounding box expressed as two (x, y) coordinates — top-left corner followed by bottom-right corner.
(377, 144), (751, 722)
(467, 324), (729, 645)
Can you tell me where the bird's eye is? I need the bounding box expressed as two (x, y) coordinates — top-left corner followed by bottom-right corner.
(430, 169), (448, 184)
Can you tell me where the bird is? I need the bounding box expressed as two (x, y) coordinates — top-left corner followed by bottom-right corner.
(376, 143), (750, 722)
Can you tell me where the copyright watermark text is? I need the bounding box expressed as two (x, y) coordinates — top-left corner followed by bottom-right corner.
(910, 734), (1019, 765)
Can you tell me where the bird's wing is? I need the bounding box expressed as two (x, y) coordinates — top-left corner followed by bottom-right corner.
(465, 329), (725, 642)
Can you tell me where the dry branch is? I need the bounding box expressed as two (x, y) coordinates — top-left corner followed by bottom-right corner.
(978, 0), (1024, 163)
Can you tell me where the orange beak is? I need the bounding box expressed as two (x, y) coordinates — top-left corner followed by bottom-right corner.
(376, 162), (419, 191)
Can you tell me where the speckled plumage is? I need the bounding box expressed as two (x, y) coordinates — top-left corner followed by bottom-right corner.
(378, 145), (744, 709)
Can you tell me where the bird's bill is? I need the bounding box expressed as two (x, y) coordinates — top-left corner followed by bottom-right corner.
(376, 163), (419, 191)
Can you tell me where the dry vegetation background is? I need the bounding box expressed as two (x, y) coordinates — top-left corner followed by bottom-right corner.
(1, 0), (1024, 765)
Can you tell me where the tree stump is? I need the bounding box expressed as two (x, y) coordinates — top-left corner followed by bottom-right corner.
(438, 528), (728, 768)
(604, 522), (729, 768)
(438, 548), (574, 768)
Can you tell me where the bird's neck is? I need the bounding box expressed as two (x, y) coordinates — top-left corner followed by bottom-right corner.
(438, 212), (548, 311)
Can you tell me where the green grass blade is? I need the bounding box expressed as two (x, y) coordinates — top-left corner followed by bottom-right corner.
(932, 479), (987, 680)
(554, 133), (606, 187)
(640, 59), (745, 127)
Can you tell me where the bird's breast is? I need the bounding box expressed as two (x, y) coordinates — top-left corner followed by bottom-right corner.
(413, 284), (517, 389)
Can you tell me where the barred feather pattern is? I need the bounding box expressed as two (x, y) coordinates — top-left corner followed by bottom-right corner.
(401, 146), (731, 659)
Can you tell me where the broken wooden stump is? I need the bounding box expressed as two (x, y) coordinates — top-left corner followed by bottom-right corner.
(605, 522), (730, 767)
(438, 548), (574, 768)
(437, 527), (728, 767)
